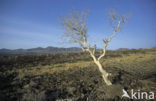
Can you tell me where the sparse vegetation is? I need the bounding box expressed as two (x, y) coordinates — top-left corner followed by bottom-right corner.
(0, 48), (156, 100)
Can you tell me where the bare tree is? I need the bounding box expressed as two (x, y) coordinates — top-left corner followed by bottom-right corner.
(61, 9), (127, 86)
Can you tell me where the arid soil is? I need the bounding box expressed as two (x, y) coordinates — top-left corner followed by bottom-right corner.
(0, 49), (156, 101)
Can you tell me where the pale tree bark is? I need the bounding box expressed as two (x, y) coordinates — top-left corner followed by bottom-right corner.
(62, 9), (126, 86)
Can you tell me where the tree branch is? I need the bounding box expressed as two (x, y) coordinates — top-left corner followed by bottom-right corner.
(98, 21), (121, 61)
(93, 44), (96, 55)
(108, 21), (121, 42)
(98, 40), (108, 61)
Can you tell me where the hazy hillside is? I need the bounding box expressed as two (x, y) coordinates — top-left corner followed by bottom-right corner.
(0, 46), (82, 56)
(1, 46), (154, 56)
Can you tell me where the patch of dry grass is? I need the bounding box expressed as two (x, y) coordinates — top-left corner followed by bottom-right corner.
(14, 61), (94, 78)
(14, 50), (156, 80)
(103, 52), (156, 77)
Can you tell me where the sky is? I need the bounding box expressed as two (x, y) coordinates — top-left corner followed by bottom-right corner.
(0, 0), (156, 50)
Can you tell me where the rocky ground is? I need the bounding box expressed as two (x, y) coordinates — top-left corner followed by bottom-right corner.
(0, 49), (156, 101)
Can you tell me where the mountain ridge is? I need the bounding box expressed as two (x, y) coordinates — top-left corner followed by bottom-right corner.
(0, 46), (82, 56)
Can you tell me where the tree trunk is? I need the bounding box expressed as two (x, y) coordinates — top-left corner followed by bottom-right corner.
(88, 50), (112, 85)
(95, 61), (112, 86)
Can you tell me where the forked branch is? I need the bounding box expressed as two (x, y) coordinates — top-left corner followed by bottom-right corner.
(98, 20), (121, 61)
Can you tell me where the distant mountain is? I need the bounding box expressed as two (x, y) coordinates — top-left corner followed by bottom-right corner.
(116, 48), (129, 51)
(0, 46), (82, 56)
(152, 46), (156, 49)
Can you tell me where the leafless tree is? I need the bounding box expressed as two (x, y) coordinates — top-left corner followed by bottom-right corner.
(61, 9), (127, 86)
